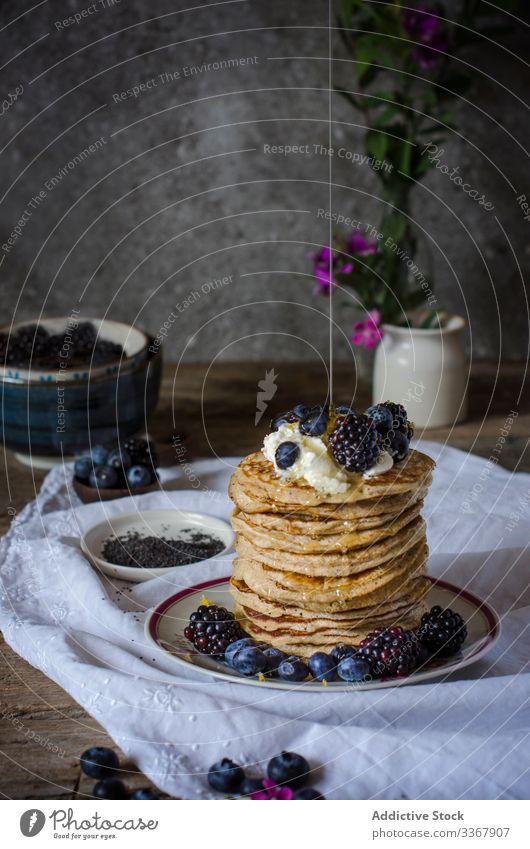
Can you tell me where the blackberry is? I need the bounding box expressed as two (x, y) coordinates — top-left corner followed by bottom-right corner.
(358, 626), (421, 677)
(184, 604), (246, 658)
(329, 413), (380, 473)
(382, 401), (414, 441)
(122, 437), (159, 470)
(417, 606), (467, 657)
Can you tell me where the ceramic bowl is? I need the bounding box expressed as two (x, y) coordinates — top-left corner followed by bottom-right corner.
(0, 317), (150, 383)
(1, 338), (162, 458)
(81, 509), (235, 582)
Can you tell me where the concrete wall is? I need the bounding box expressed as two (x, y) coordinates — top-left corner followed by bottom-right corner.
(1, 0), (528, 363)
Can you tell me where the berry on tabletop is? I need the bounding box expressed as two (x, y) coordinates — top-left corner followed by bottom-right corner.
(267, 751), (310, 790)
(207, 758), (245, 794)
(80, 746), (119, 779)
(129, 788), (161, 799)
(93, 777), (129, 799)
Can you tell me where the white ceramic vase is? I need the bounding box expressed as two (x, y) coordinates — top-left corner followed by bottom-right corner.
(372, 316), (468, 428)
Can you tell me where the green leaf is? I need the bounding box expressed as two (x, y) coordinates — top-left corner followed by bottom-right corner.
(365, 129), (389, 161)
(374, 105), (403, 127)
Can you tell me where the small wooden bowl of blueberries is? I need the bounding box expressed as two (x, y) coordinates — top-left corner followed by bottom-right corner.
(73, 437), (160, 502)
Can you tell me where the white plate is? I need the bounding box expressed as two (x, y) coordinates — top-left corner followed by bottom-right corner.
(145, 576), (501, 691)
(81, 509), (234, 582)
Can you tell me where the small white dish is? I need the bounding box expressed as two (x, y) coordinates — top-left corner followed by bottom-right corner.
(81, 509), (234, 582)
(145, 576), (501, 691)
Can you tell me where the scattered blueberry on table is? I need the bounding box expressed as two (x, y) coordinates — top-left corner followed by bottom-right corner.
(206, 751), (323, 799)
(93, 777), (129, 800)
(80, 746), (119, 779)
(80, 746), (163, 799)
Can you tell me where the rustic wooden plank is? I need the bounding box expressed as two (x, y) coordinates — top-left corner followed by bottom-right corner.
(1, 361), (529, 798)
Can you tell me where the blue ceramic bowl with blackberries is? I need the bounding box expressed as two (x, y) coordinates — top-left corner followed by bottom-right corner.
(0, 317), (162, 463)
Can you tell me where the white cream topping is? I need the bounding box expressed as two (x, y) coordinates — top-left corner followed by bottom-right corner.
(263, 423), (349, 494)
(262, 423), (394, 494)
(362, 450), (393, 478)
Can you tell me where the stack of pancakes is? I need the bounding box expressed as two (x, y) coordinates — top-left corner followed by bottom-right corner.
(229, 449), (435, 657)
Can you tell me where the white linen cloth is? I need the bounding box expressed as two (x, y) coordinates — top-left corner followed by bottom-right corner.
(0, 441), (529, 800)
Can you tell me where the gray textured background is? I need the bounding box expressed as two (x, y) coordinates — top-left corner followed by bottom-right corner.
(0, 0), (528, 362)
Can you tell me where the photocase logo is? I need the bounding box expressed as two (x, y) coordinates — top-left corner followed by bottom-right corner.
(255, 368), (278, 425)
(20, 809), (46, 837)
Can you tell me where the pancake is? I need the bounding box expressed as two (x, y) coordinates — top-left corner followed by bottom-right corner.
(236, 604), (428, 658)
(230, 574), (430, 624)
(233, 486), (428, 535)
(232, 539), (428, 612)
(229, 449), (434, 511)
(235, 515), (426, 577)
(232, 501), (423, 554)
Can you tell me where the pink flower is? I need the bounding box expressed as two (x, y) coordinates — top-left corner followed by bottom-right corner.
(347, 231), (378, 256)
(250, 778), (294, 800)
(351, 309), (384, 349)
(312, 246), (353, 295)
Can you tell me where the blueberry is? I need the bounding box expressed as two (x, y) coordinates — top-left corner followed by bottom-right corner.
(80, 746), (119, 779)
(127, 465), (154, 487)
(330, 643), (356, 663)
(335, 405), (355, 415)
(93, 777), (128, 799)
(232, 646), (267, 676)
(270, 411), (298, 432)
(238, 776), (265, 796)
(299, 407), (328, 436)
(263, 647), (287, 677)
(224, 637), (256, 667)
(293, 404), (311, 419)
(74, 456), (93, 480)
(277, 656), (309, 682)
(267, 751), (310, 790)
(293, 787), (325, 799)
(129, 787), (160, 799)
(389, 430), (410, 462)
(365, 404), (394, 434)
(107, 447), (132, 471)
(337, 655), (371, 682)
(275, 441), (299, 470)
(307, 652), (337, 682)
(88, 465), (119, 489)
(207, 758), (245, 793)
(90, 445), (109, 465)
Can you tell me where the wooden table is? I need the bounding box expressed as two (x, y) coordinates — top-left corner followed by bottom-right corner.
(1, 361), (529, 799)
